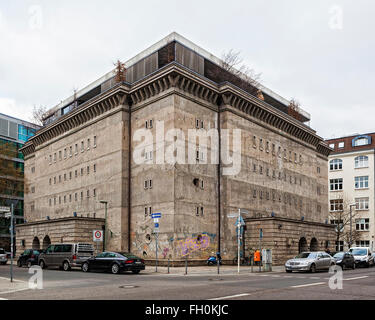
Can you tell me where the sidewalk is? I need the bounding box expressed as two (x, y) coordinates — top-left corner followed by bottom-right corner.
(146, 264), (285, 275)
(0, 277), (29, 296)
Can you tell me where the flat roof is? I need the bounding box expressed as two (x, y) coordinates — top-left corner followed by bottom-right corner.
(44, 32), (311, 121)
(0, 112), (41, 130)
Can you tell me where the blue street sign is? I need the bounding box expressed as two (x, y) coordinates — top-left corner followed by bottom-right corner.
(152, 213), (161, 219)
(234, 216), (245, 226)
(154, 223), (159, 228)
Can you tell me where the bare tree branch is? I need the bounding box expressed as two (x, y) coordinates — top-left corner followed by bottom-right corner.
(30, 105), (47, 126)
(221, 49), (262, 90)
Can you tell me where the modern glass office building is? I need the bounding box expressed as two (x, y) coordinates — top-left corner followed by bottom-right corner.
(0, 113), (41, 250)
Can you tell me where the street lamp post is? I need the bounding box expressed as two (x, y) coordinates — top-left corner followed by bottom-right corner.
(99, 200), (108, 251)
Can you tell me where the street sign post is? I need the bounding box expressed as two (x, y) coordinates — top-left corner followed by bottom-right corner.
(228, 208), (248, 274)
(152, 213), (161, 272)
(0, 206), (10, 213)
(93, 230), (103, 242)
(93, 230), (103, 254)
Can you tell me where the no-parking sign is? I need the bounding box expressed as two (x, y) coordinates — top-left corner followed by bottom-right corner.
(93, 230), (103, 242)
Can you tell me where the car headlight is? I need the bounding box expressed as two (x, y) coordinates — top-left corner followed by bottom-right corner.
(336, 260), (342, 263)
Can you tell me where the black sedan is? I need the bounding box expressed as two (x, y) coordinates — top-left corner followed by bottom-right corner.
(81, 252), (145, 274)
(332, 252), (355, 270)
(17, 249), (41, 268)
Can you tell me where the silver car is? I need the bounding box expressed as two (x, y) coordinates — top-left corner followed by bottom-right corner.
(285, 251), (336, 273)
(0, 248), (8, 265)
(38, 243), (94, 271)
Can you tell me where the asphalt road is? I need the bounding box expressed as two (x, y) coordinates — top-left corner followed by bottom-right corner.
(0, 263), (375, 300)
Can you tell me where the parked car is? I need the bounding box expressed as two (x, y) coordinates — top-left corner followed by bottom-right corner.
(17, 249), (41, 268)
(38, 243), (94, 271)
(0, 248), (7, 265)
(349, 247), (374, 267)
(285, 251), (335, 273)
(332, 252), (355, 270)
(81, 252), (145, 274)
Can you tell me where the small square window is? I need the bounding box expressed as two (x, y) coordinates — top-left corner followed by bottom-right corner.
(338, 142), (344, 148)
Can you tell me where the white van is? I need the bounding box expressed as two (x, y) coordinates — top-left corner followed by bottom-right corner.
(349, 247), (374, 267)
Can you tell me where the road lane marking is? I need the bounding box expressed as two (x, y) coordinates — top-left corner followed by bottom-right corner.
(344, 276), (368, 281)
(0, 288), (30, 295)
(208, 293), (251, 300)
(290, 282), (325, 288)
(0, 276), (26, 283)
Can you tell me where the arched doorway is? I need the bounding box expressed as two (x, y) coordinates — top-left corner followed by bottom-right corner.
(310, 238), (319, 251)
(32, 237), (40, 250)
(42, 235), (51, 249)
(298, 237), (308, 253)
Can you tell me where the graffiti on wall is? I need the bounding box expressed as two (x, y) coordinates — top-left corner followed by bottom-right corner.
(131, 227), (217, 259)
(175, 234), (210, 257)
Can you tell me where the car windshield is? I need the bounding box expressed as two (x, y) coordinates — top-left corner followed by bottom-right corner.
(333, 253), (344, 258)
(350, 249), (367, 256)
(295, 252), (317, 259)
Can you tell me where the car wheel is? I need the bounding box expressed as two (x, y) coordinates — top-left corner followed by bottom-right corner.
(62, 261), (71, 271)
(310, 264), (316, 273)
(132, 270), (140, 274)
(39, 260), (46, 269)
(111, 263), (120, 274)
(352, 263), (356, 270)
(17, 260), (22, 267)
(27, 261), (32, 268)
(82, 262), (89, 272)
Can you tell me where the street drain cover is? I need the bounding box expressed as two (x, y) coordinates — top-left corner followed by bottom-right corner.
(119, 285), (138, 289)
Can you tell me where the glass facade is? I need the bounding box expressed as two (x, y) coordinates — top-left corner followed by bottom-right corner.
(0, 118), (39, 247)
(18, 124), (36, 142)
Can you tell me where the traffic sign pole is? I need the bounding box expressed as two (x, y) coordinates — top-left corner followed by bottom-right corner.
(155, 231), (158, 273)
(152, 213), (161, 273)
(10, 204), (14, 283)
(237, 209), (241, 274)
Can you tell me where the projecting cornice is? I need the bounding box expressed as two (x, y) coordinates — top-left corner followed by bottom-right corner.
(21, 86), (129, 157)
(21, 62), (329, 158)
(129, 63), (220, 107)
(219, 83), (322, 148)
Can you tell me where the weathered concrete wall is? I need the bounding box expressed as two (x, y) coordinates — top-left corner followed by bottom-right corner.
(24, 106), (129, 251)
(20, 74), (332, 265)
(15, 217), (105, 254)
(244, 218), (336, 265)
(219, 108), (331, 261)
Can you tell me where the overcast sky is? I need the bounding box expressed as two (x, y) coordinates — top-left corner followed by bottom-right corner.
(0, 0), (374, 139)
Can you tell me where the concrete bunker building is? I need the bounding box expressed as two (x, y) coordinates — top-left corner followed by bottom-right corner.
(17, 33), (335, 265)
